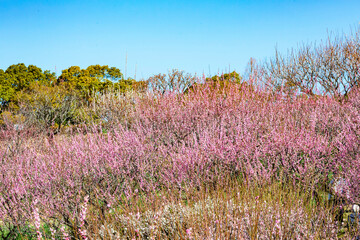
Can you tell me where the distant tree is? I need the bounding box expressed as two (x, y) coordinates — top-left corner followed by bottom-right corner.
(114, 77), (136, 93)
(5, 63), (55, 90)
(16, 83), (78, 133)
(148, 69), (196, 94)
(57, 65), (143, 101)
(58, 65), (109, 101)
(107, 67), (123, 82)
(0, 70), (15, 110)
(205, 71), (242, 85)
(185, 71), (243, 94)
(261, 30), (360, 99)
(0, 63), (55, 110)
(132, 80), (148, 93)
(56, 66), (82, 87)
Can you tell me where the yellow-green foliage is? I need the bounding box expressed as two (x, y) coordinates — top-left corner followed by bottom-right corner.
(0, 64), (55, 110)
(0, 111), (25, 127)
(57, 65), (146, 102)
(185, 71), (245, 94)
(13, 83), (79, 131)
(0, 63), (148, 132)
(206, 71), (242, 85)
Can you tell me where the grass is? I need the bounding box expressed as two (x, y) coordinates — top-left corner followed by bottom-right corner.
(1, 178), (345, 239)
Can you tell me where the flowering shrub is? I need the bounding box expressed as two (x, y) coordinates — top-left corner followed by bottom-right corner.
(0, 82), (360, 238)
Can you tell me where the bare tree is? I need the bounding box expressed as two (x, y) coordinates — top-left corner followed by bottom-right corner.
(148, 69), (197, 94)
(261, 29), (360, 99)
(18, 85), (79, 134)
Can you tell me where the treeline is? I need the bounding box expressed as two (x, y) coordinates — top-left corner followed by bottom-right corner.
(0, 64), (149, 132)
(1, 29), (359, 134)
(0, 63), (147, 109)
(0, 63), (242, 133)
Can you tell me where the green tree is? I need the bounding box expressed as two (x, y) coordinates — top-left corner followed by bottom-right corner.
(5, 63), (55, 91)
(0, 64), (55, 110)
(57, 65), (144, 101)
(205, 71), (242, 85)
(185, 71), (242, 94)
(0, 69), (15, 111)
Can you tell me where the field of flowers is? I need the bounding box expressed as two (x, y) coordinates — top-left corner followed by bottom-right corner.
(1, 81), (360, 239)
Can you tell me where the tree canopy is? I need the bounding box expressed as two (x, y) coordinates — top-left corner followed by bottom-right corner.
(57, 65), (147, 101)
(0, 63), (56, 109)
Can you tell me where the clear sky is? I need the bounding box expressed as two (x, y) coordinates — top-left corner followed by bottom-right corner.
(0, 0), (359, 80)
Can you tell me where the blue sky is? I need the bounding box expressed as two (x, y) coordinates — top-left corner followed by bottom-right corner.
(0, 0), (359, 80)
